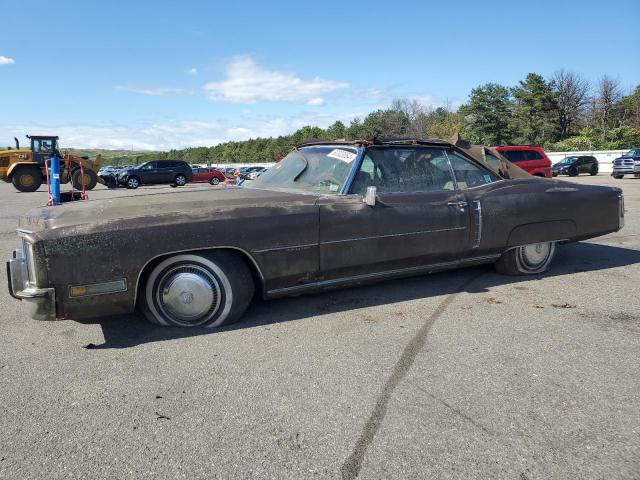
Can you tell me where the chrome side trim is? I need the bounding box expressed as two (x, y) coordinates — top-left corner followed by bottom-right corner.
(266, 254), (501, 297)
(472, 200), (482, 249)
(133, 246), (266, 306)
(252, 243), (317, 254)
(252, 226), (469, 252)
(321, 226), (467, 245)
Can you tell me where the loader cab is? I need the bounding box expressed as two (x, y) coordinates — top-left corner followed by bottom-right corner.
(28, 135), (60, 167)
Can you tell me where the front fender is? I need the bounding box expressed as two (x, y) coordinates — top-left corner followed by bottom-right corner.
(7, 162), (38, 178)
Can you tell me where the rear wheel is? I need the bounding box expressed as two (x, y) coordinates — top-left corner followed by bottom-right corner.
(174, 174), (187, 186)
(613, 175), (624, 179)
(495, 242), (557, 276)
(142, 252), (254, 328)
(71, 168), (98, 190)
(11, 167), (43, 192)
(590, 165), (598, 176)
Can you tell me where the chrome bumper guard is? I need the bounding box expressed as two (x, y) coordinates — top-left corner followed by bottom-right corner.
(612, 166), (640, 174)
(6, 247), (56, 321)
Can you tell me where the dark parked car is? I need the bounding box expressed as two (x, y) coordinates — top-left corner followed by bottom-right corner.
(8, 139), (624, 328)
(116, 160), (193, 189)
(611, 148), (640, 179)
(552, 155), (599, 177)
(494, 146), (552, 178)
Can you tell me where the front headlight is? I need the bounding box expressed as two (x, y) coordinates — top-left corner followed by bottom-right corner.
(634, 160), (640, 165)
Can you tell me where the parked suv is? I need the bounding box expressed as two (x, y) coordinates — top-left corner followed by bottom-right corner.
(611, 148), (640, 179)
(117, 160), (193, 189)
(494, 146), (552, 178)
(552, 155), (598, 177)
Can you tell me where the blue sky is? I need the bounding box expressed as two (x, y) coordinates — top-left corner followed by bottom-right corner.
(1, 0), (638, 150)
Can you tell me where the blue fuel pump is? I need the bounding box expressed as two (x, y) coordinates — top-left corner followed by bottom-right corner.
(49, 154), (61, 205)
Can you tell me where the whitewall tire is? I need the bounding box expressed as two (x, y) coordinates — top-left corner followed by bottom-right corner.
(142, 252), (254, 328)
(495, 241), (557, 275)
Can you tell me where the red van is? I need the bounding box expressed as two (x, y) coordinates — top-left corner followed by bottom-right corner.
(494, 146), (552, 178)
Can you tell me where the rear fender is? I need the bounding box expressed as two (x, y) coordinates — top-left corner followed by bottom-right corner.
(507, 220), (576, 247)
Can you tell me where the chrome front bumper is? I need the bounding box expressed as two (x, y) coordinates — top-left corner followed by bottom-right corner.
(612, 165), (640, 175)
(6, 246), (56, 321)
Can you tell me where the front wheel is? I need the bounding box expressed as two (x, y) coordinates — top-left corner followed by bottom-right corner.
(494, 242), (557, 276)
(142, 252), (254, 328)
(126, 176), (140, 189)
(210, 177), (220, 185)
(174, 174), (187, 186)
(568, 167), (578, 177)
(612, 175), (624, 179)
(12, 167), (43, 192)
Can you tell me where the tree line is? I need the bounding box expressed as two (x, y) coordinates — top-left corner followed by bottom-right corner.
(119, 71), (640, 165)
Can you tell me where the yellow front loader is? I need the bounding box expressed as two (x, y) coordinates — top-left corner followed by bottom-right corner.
(0, 135), (102, 192)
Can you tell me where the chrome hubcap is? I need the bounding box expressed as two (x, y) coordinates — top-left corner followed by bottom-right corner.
(157, 265), (221, 325)
(128, 178), (138, 187)
(520, 242), (551, 268)
(176, 176), (186, 185)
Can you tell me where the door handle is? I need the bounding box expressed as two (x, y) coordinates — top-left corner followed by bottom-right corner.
(447, 201), (467, 211)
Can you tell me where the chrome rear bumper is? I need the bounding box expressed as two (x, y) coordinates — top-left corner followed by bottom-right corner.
(7, 246), (56, 321)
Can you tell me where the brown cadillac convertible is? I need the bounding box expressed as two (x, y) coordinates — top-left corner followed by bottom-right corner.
(7, 139), (624, 328)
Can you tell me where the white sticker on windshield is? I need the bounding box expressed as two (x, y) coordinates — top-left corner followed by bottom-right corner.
(327, 149), (357, 163)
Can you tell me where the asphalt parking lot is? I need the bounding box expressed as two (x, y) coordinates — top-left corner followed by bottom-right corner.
(0, 176), (639, 479)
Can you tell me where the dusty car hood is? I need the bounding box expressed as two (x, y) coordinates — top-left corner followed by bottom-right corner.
(18, 187), (320, 236)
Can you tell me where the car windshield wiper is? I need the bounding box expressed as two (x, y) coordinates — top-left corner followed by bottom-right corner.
(293, 150), (309, 182)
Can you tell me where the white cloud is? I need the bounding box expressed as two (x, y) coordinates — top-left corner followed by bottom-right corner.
(187, 67), (198, 76)
(0, 55), (15, 65)
(202, 56), (348, 104)
(0, 111), (362, 151)
(116, 85), (194, 96)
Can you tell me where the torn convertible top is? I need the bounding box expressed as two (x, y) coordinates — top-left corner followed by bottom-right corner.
(448, 133), (531, 179)
(296, 136), (531, 180)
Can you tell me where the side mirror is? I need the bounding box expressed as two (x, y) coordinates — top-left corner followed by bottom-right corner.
(363, 186), (377, 207)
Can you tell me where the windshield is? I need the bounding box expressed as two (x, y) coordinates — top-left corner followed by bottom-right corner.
(248, 146), (357, 194)
(624, 149), (639, 157)
(557, 156), (578, 165)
